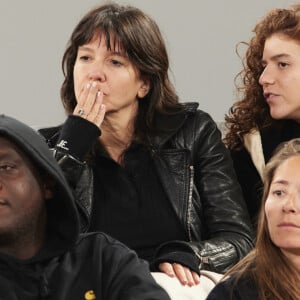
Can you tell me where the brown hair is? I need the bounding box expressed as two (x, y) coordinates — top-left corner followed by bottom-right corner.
(224, 4), (300, 150)
(60, 2), (181, 143)
(222, 138), (300, 299)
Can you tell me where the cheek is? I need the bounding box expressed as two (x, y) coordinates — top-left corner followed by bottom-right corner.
(265, 199), (274, 223)
(9, 180), (42, 213)
(265, 200), (280, 233)
(73, 65), (87, 93)
(73, 67), (80, 95)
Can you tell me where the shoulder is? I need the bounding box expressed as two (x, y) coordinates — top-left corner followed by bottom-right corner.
(178, 102), (218, 133)
(181, 102), (214, 120)
(206, 279), (231, 300)
(207, 274), (258, 300)
(153, 102), (220, 147)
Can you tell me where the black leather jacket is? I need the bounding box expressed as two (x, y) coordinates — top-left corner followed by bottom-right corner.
(39, 102), (253, 273)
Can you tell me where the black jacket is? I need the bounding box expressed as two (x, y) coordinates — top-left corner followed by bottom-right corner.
(0, 115), (170, 300)
(39, 102), (253, 273)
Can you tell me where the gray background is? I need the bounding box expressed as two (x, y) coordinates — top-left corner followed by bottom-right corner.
(0, 0), (295, 127)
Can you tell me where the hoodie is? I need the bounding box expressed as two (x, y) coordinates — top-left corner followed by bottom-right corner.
(0, 115), (170, 300)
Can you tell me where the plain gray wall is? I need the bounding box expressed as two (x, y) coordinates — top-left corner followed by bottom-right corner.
(0, 0), (296, 127)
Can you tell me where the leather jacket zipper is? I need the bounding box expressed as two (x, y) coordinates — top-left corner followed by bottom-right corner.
(186, 165), (194, 241)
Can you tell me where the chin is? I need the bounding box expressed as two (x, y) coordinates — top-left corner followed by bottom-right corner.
(270, 113), (286, 120)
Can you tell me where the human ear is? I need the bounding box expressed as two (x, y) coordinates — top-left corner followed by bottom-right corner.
(137, 79), (150, 98)
(43, 177), (55, 200)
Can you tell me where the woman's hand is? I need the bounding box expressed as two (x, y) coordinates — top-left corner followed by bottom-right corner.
(159, 262), (200, 286)
(74, 81), (106, 128)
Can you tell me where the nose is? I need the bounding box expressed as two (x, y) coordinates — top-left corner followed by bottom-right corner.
(259, 65), (275, 86)
(282, 194), (298, 214)
(88, 62), (106, 82)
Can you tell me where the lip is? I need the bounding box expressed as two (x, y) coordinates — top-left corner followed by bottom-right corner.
(0, 198), (8, 205)
(278, 222), (300, 228)
(264, 92), (280, 102)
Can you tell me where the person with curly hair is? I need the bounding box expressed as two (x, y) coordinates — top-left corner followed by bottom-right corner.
(206, 138), (300, 300)
(224, 4), (300, 228)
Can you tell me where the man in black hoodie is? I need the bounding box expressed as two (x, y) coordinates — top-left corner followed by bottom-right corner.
(0, 114), (170, 300)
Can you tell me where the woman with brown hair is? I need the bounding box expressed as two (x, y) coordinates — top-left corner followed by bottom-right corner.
(224, 4), (300, 227)
(39, 2), (252, 289)
(207, 138), (300, 300)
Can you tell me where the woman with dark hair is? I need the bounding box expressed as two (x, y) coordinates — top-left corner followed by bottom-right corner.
(224, 4), (300, 228)
(207, 138), (300, 300)
(39, 2), (252, 288)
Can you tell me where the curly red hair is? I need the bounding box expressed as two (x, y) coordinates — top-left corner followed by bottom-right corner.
(224, 5), (300, 150)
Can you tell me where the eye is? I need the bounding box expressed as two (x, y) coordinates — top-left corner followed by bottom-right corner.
(272, 189), (285, 197)
(278, 62), (289, 69)
(79, 55), (91, 61)
(0, 163), (15, 172)
(110, 59), (123, 66)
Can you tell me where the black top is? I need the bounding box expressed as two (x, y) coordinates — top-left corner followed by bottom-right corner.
(91, 143), (198, 272)
(231, 120), (300, 227)
(206, 273), (259, 300)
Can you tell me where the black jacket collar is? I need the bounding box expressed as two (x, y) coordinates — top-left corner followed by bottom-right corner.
(151, 102), (199, 148)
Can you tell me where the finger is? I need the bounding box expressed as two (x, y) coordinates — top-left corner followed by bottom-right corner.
(183, 268), (195, 286)
(76, 81), (90, 107)
(74, 82), (91, 117)
(158, 262), (175, 278)
(86, 91), (105, 127)
(74, 81), (99, 116)
(172, 263), (188, 286)
(192, 271), (200, 285)
(94, 102), (106, 128)
(82, 81), (99, 114)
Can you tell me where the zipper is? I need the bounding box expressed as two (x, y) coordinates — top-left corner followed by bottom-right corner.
(186, 165), (194, 241)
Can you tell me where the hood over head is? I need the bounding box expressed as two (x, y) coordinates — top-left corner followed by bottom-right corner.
(0, 115), (79, 259)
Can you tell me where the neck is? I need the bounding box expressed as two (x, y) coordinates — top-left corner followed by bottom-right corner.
(0, 232), (45, 260)
(100, 109), (136, 164)
(281, 249), (300, 273)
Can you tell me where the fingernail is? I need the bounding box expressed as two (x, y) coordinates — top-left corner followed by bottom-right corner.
(86, 83), (91, 89)
(97, 91), (103, 97)
(182, 280), (188, 286)
(100, 104), (105, 110)
(92, 81), (97, 87)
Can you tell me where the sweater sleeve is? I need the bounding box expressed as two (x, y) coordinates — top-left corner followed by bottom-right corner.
(151, 241), (200, 275)
(56, 115), (100, 161)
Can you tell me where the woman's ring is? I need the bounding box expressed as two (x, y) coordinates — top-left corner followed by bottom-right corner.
(78, 109), (85, 116)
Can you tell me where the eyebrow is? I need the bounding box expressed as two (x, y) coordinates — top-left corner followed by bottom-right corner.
(78, 46), (93, 52)
(261, 53), (291, 64)
(271, 179), (289, 186)
(78, 46), (127, 58)
(0, 152), (16, 161)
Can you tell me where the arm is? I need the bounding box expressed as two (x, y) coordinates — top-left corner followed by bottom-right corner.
(151, 111), (253, 280)
(187, 111), (254, 273)
(39, 116), (100, 188)
(39, 116), (100, 231)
